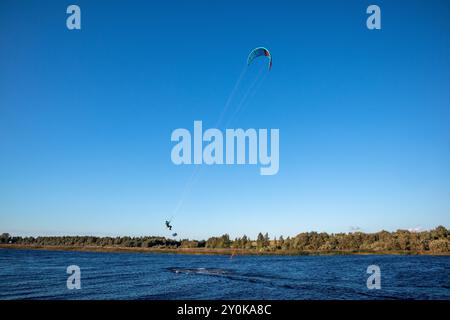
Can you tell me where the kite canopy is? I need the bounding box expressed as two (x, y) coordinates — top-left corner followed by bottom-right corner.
(247, 47), (272, 70)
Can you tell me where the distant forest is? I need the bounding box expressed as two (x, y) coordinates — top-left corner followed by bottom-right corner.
(1, 226), (449, 254)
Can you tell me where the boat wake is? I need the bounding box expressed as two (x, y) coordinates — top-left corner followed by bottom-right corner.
(168, 267), (230, 276)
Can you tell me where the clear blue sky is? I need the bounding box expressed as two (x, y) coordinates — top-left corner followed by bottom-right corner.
(1, 0), (449, 239)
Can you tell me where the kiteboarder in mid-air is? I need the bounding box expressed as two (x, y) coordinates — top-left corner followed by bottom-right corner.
(166, 47), (272, 241)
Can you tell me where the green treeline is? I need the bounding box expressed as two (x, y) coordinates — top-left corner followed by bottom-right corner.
(0, 234), (179, 248)
(1, 226), (449, 254)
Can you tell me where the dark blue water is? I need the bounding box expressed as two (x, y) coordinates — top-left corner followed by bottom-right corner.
(0, 249), (449, 300)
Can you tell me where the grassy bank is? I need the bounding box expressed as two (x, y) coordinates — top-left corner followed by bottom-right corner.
(1, 244), (448, 256)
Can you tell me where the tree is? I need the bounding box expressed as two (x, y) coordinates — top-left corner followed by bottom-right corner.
(220, 234), (231, 248)
(263, 233), (270, 248)
(0, 233), (10, 244)
(278, 236), (284, 249)
(429, 239), (449, 253)
(433, 226), (448, 238)
(256, 233), (265, 249)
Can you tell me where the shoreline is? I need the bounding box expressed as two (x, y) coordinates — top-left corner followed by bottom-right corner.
(1, 244), (448, 256)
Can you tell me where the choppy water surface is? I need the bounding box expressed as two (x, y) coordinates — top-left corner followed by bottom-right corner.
(0, 249), (449, 300)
